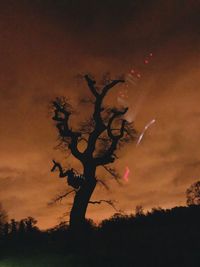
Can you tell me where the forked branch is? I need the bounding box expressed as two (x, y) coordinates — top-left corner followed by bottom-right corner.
(51, 160), (67, 178)
(84, 76), (125, 156)
(101, 79), (125, 98)
(95, 118), (127, 166)
(52, 99), (83, 160)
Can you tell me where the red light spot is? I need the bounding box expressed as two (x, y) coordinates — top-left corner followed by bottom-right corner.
(137, 73), (141, 78)
(144, 59), (149, 64)
(131, 69), (135, 74)
(149, 53), (153, 57)
(123, 166), (130, 182)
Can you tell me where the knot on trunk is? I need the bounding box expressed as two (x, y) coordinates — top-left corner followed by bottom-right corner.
(66, 169), (85, 189)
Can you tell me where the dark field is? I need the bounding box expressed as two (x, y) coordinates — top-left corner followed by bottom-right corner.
(1, 205), (200, 267)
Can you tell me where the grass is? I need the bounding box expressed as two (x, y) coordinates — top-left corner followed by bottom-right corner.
(0, 254), (83, 267)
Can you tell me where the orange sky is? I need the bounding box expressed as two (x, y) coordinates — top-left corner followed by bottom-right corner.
(0, 0), (200, 229)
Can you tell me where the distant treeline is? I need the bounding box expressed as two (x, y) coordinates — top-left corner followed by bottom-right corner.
(0, 205), (200, 266)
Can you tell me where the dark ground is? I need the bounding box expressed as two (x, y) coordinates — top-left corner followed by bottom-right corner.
(0, 205), (200, 267)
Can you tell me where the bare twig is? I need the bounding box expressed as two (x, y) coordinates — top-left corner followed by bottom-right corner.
(52, 98), (83, 161)
(102, 165), (121, 184)
(97, 179), (110, 191)
(48, 190), (75, 205)
(89, 199), (119, 212)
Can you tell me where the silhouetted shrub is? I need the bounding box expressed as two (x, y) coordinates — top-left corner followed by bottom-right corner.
(186, 180), (200, 205)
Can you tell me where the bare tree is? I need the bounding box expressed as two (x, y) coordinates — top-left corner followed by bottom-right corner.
(186, 181), (200, 206)
(51, 74), (136, 229)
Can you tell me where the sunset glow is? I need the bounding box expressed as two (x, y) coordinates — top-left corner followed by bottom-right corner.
(0, 1), (199, 230)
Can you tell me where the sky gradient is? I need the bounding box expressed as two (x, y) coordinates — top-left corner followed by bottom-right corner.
(0, 0), (200, 229)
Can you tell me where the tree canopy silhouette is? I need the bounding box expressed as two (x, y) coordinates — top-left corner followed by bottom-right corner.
(51, 74), (136, 229)
(0, 203), (7, 236)
(186, 181), (200, 206)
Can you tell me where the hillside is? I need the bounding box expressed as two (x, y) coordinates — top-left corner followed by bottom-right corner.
(0, 205), (200, 266)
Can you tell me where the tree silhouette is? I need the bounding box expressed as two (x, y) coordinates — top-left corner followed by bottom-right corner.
(0, 203), (7, 223)
(186, 181), (200, 206)
(18, 219), (26, 236)
(24, 216), (37, 233)
(0, 203), (7, 236)
(10, 219), (18, 236)
(51, 74), (136, 228)
(135, 205), (144, 216)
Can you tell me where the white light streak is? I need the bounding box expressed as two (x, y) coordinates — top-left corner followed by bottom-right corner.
(136, 119), (156, 146)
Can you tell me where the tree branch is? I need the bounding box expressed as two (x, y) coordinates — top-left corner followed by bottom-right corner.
(95, 119), (127, 165)
(51, 160), (67, 178)
(84, 75), (99, 97)
(48, 189), (75, 205)
(52, 98), (83, 161)
(97, 179), (110, 191)
(89, 199), (118, 212)
(83, 77), (125, 159)
(107, 107), (128, 139)
(102, 165), (121, 184)
(101, 79), (125, 98)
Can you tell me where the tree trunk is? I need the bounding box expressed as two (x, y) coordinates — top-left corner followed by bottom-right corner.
(69, 164), (96, 229)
